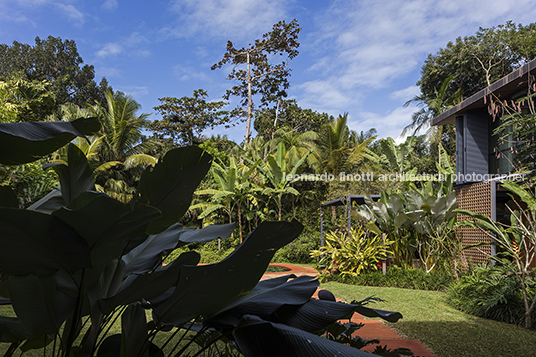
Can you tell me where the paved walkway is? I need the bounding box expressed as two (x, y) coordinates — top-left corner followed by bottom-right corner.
(263, 264), (435, 357)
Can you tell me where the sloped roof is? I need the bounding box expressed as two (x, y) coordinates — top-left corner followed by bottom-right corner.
(321, 194), (381, 207)
(431, 58), (536, 126)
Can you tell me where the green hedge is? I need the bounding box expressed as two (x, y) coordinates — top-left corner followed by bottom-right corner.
(271, 231), (319, 264)
(326, 266), (454, 291)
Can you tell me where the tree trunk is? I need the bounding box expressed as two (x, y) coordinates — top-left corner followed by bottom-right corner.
(278, 195), (282, 221)
(238, 203), (243, 244)
(244, 51), (253, 148)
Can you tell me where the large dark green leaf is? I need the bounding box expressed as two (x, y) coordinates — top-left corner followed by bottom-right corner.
(0, 185), (18, 208)
(0, 208), (91, 276)
(121, 303), (148, 357)
(26, 186), (65, 214)
(135, 147), (212, 234)
(274, 299), (357, 333)
(0, 118), (100, 165)
(153, 220), (304, 326)
(206, 275), (318, 329)
(8, 275), (75, 337)
(0, 317), (34, 342)
(79, 259), (127, 355)
(122, 223), (235, 276)
(44, 143), (95, 205)
(52, 194), (160, 271)
(52, 194), (160, 250)
(233, 315), (378, 357)
(177, 222), (235, 246)
(352, 306), (402, 323)
(99, 251), (201, 315)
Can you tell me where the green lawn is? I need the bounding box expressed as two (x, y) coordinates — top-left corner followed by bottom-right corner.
(322, 282), (536, 357)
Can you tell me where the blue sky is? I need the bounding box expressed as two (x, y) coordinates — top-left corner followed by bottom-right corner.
(2, 0), (536, 144)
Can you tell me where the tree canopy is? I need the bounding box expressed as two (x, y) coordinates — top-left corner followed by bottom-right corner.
(150, 89), (228, 146)
(0, 36), (111, 111)
(0, 77), (56, 123)
(417, 21), (536, 103)
(253, 100), (330, 141)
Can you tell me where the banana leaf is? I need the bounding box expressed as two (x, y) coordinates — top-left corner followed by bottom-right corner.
(152, 220), (304, 326)
(233, 315), (378, 357)
(0, 118), (100, 165)
(135, 147), (212, 234)
(0, 208), (91, 276)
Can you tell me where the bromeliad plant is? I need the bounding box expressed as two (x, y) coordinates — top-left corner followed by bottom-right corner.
(0, 119), (403, 356)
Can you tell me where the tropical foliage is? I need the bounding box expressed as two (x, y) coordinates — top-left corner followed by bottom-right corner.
(313, 113), (374, 175)
(0, 36), (111, 110)
(211, 19), (301, 145)
(355, 179), (459, 273)
(457, 180), (536, 329)
(0, 119), (403, 357)
(88, 91), (157, 202)
(311, 227), (394, 280)
(150, 89), (229, 146)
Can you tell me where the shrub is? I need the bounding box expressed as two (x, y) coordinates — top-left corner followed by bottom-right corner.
(329, 266), (454, 291)
(447, 263), (536, 328)
(272, 230), (319, 264)
(311, 227), (394, 277)
(165, 240), (235, 265)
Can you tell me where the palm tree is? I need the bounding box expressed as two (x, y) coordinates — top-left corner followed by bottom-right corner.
(402, 75), (462, 143)
(268, 125), (318, 166)
(89, 91), (157, 201)
(91, 91), (154, 163)
(313, 113), (375, 175)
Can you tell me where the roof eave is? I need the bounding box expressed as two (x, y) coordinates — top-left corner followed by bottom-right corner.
(431, 59), (536, 126)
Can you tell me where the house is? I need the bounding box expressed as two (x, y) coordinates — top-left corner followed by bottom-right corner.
(431, 58), (536, 265)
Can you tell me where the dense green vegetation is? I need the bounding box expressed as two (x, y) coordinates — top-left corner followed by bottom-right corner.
(2, 17), (536, 357)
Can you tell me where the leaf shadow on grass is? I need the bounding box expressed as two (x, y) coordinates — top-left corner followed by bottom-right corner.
(387, 320), (536, 357)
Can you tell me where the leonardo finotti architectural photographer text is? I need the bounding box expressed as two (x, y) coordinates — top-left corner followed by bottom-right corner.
(284, 172), (526, 182)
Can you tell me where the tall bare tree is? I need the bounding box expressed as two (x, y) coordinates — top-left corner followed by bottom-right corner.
(211, 19), (301, 147)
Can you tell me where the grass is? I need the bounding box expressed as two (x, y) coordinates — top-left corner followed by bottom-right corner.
(322, 282), (536, 357)
(0, 305), (222, 357)
(265, 265), (291, 273)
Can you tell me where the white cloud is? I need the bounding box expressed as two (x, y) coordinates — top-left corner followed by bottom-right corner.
(117, 86), (150, 100)
(97, 43), (123, 58)
(14, 0), (49, 6)
(172, 65), (209, 82)
(54, 3), (84, 25)
(102, 0), (118, 11)
(164, 0), (290, 40)
(390, 86), (420, 102)
(349, 106), (416, 142)
(2, 0), (85, 25)
(126, 32), (149, 46)
(306, 0), (536, 91)
(95, 32), (152, 60)
(97, 66), (121, 78)
(297, 80), (353, 112)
